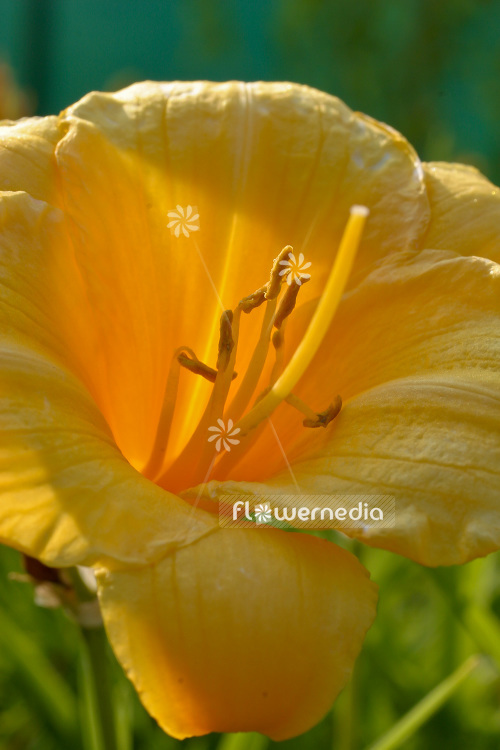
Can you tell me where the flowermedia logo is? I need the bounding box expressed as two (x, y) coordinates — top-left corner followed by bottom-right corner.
(278, 251), (311, 286)
(167, 204), (200, 237)
(254, 503), (273, 523)
(219, 494), (396, 529)
(207, 419), (241, 452)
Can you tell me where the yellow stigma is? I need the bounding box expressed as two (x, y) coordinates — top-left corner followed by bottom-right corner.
(235, 205), (369, 435)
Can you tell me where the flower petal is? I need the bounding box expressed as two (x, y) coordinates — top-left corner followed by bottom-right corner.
(53, 81), (429, 461)
(0, 343), (217, 567)
(97, 528), (377, 739)
(0, 116), (60, 202)
(291, 372), (500, 566)
(206, 374), (500, 566)
(292, 250), (500, 409)
(208, 251), (500, 565)
(0, 192), (216, 566)
(423, 162), (500, 263)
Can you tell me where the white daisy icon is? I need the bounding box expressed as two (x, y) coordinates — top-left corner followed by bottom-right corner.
(207, 418), (241, 453)
(167, 205), (200, 237)
(279, 251), (312, 286)
(254, 503), (273, 523)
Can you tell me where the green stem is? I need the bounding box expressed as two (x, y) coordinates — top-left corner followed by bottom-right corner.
(80, 624), (120, 750)
(334, 665), (356, 750)
(333, 539), (364, 750)
(70, 568), (120, 750)
(365, 655), (480, 750)
(78, 635), (105, 750)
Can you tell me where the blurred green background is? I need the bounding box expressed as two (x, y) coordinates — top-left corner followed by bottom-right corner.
(1, 0), (500, 183)
(1, 1), (500, 749)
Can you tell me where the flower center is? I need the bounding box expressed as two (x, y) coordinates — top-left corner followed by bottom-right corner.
(145, 206), (368, 493)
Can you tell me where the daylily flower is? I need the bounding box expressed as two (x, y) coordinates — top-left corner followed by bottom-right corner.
(0, 81), (499, 740)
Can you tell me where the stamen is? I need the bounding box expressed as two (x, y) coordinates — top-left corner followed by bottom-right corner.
(302, 395), (342, 428)
(225, 247), (305, 421)
(142, 346), (194, 480)
(227, 297), (277, 422)
(267, 276), (309, 385)
(209, 308), (241, 420)
(269, 323), (287, 385)
(177, 351), (237, 383)
(190, 308), (242, 486)
(229, 262), (310, 421)
(238, 285), (267, 313)
(154, 207), (367, 491)
(157, 309), (241, 491)
(235, 206), (369, 435)
(285, 392), (318, 421)
(216, 310), (235, 371)
(274, 277), (308, 330)
(265, 245), (294, 300)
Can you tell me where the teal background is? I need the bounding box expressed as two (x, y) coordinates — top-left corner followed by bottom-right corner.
(0, 0), (499, 182)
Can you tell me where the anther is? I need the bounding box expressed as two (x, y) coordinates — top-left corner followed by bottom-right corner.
(265, 245), (294, 300)
(238, 285), (267, 313)
(216, 309), (234, 371)
(274, 276), (309, 330)
(302, 395), (342, 428)
(177, 351), (237, 383)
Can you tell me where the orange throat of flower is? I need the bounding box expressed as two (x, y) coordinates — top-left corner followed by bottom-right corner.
(141, 205), (369, 495)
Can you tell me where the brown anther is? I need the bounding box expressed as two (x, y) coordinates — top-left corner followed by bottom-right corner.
(238, 285), (267, 313)
(216, 309), (235, 371)
(178, 352), (237, 383)
(265, 245), (294, 300)
(274, 276), (308, 330)
(303, 395), (342, 428)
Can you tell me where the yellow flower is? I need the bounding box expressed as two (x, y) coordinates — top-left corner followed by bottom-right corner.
(0, 81), (499, 739)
